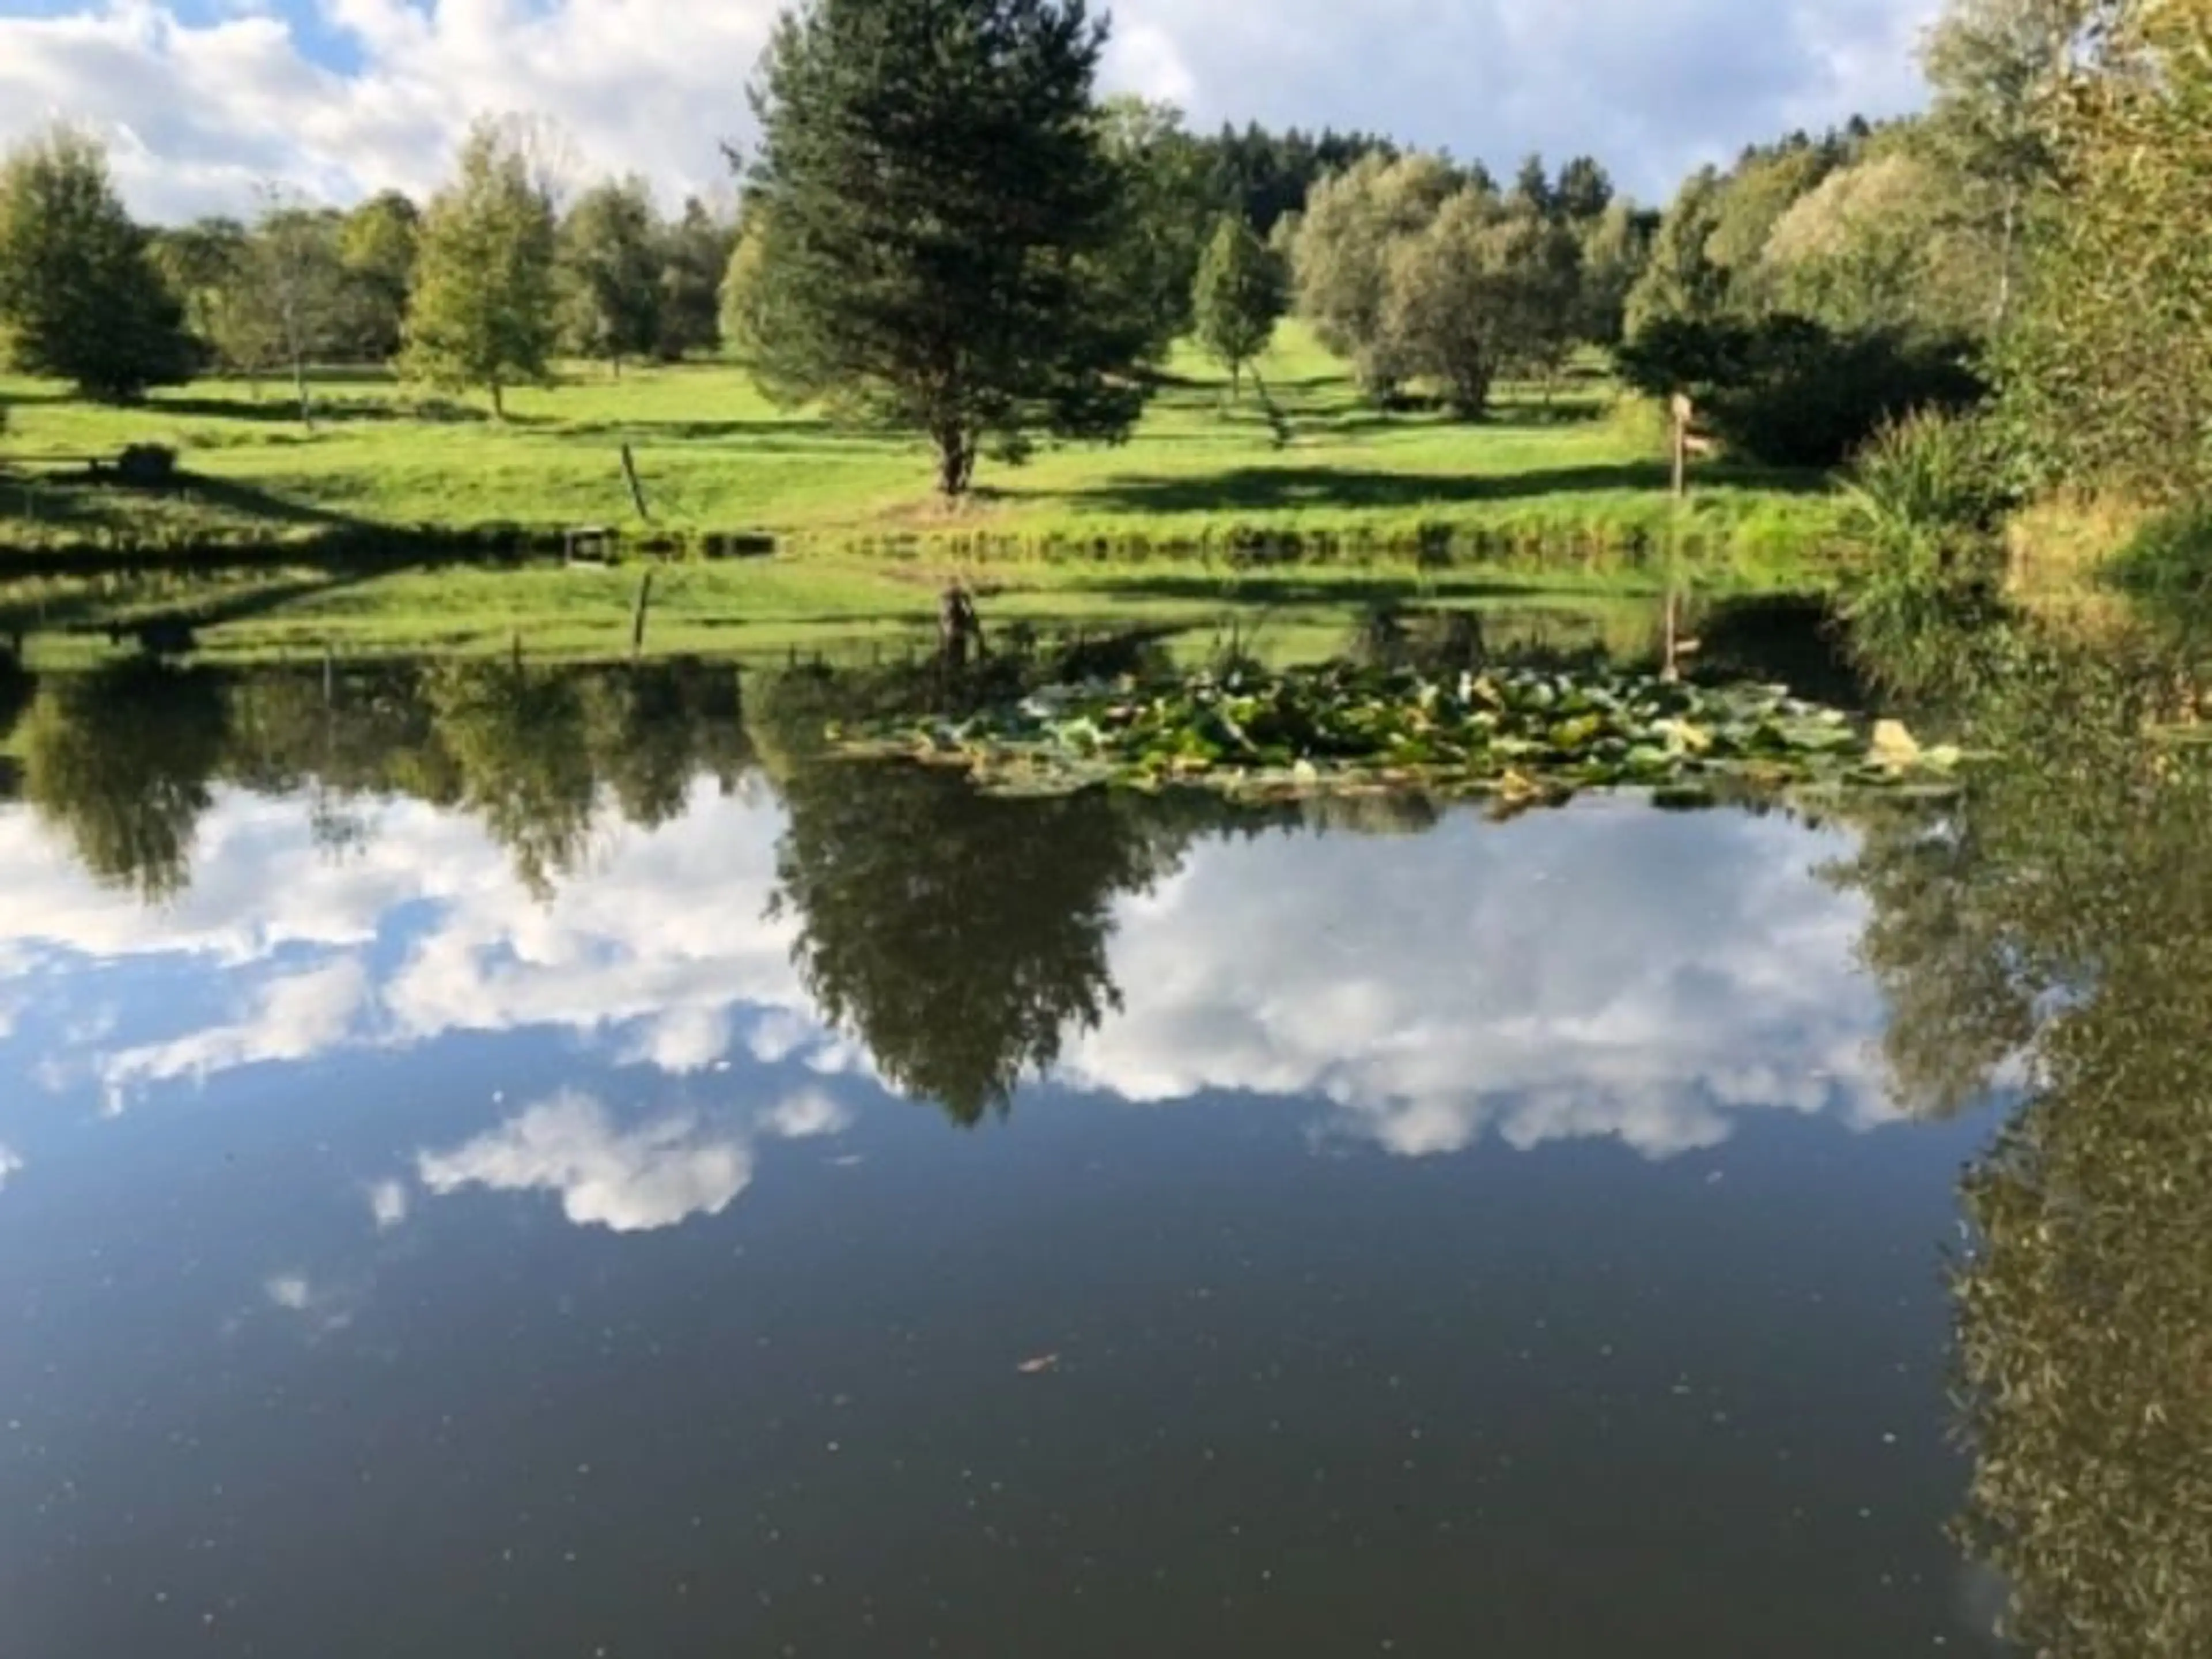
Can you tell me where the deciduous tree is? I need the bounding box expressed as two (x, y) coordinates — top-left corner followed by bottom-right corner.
(1191, 213), (1284, 398)
(402, 119), (560, 419)
(0, 127), (192, 402)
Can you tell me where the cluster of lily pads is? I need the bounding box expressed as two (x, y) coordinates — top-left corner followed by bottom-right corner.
(825, 662), (1965, 806)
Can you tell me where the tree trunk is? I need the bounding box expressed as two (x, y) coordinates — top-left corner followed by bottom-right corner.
(935, 426), (975, 498)
(1230, 362), (1241, 404)
(1993, 185), (2019, 335)
(491, 380), (506, 423)
(291, 353), (314, 432)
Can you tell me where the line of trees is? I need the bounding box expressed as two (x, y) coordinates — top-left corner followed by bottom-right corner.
(0, 116), (738, 415)
(3, 0), (2190, 516)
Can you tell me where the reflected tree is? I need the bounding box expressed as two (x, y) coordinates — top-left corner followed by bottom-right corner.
(423, 661), (598, 899)
(18, 662), (228, 902)
(757, 670), (1187, 1124)
(580, 660), (753, 831)
(1830, 615), (2212, 1653)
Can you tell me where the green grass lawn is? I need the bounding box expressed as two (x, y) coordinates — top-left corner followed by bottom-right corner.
(0, 327), (1852, 663)
(0, 326), (1844, 564)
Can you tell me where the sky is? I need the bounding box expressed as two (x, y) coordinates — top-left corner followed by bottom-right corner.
(0, 0), (1943, 224)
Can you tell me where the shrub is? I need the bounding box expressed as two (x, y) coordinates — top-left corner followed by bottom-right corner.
(1839, 411), (2011, 695)
(1618, 313), (1988, 470)
(2110, 505), (2212, 601)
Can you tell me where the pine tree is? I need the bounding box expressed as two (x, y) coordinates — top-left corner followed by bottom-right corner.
(743, 0), (1151, 497)
(402, 120), (559, 419)
(1191, 214), (1283, 399)
(0, 127), (192, 402)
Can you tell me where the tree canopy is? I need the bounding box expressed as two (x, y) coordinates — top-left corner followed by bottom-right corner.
(402, 118), (560, 419)
(741, 0), (1152, 497)
(1191, 213), (1285, 397)
(0, 127), (193, 402)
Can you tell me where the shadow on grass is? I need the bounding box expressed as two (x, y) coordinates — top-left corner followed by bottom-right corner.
(1074, 461), (1831, 516)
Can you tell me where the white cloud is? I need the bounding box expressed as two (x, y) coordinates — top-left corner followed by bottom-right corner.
(0, 0), (1940, 221)
(0, 1143), (22, 1190)
(417, 1089), (754, 1232)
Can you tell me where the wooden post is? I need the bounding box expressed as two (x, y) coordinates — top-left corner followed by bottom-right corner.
(631, 568), (654, 660)
(323, 641), (335, 707)
(620, 445), (650, 522)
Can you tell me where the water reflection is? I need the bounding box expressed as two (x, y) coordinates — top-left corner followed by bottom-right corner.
(1, 625), (2209, 1654)
(1830, 616), (2212, 1657)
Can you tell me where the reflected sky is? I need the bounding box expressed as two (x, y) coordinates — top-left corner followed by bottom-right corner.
(0, 783), (1899, 1218)
(0, 771), (2013, 1658)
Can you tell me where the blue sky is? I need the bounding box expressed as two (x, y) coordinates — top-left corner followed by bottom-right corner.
(0, 0), (1942, 221)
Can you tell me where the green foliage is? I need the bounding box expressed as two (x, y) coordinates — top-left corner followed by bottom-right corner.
(1828, 618), (2212, 1656)
(1290, 151), (1462, 397)
(1191, 213), (1284, 394)
(1762, 151), (1997, 336)
(1619, 313), (1988, 469)
(1380, 194), (1581, 417)
(336, 190), (421, 361)
(20, 661), (227, 900)
(402, 118), (560, 419)
(148, 218), (248, 369)
(1838, 411), (2013, 692)
(743, 0), (1152, 496)
(653, 196), (734, 361)
(251, 196), (353, 422)
(1575, 198), (1651, 347)
(558, 176), (664, 373)
(1624, 166), (1729, 335)
(2000, 0), (2212, 499)
(1921, 0), (2114, 331)
(760, 672), (1179, 1123)
(2108, 504), (2212, 600)
(0, 127), (193, 402)
(831, 658), (1960, 805)
(1094, 97), (1213, 362)
(1195, 122), (1400, 237)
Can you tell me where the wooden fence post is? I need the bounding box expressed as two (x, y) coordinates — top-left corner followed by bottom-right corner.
(620, 445), (651, 522)
(631, 568), (654, 660)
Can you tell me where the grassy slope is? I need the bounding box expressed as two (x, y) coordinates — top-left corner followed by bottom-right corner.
(0, 327), (1843, 561)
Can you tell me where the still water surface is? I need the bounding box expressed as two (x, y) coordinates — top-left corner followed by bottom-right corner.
(0, 656), (2084, 1655)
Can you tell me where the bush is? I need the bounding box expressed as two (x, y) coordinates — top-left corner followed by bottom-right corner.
(2111, 505), (2212, 600)
(1618, 313), (1988, 470)
(1839, 411), (2011, 695)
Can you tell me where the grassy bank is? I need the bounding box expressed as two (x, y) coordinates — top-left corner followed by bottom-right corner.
(0, 551), (1716, 668)
(0, 327), (1845, 566)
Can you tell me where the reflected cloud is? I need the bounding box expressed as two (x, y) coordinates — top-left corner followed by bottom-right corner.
(101, 958), (372, 1104)
(418, 1090), (755, 1234)
(760, 1088), (853, 1142)
(262, 1271), (358, 1335)
(1069, 804), (1893, 1161)
(4, 781), (1902, 1169)
(365, 1179), (410, 1232)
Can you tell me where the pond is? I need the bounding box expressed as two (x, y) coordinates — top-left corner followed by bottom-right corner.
(0, 639), (2200, 1657)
